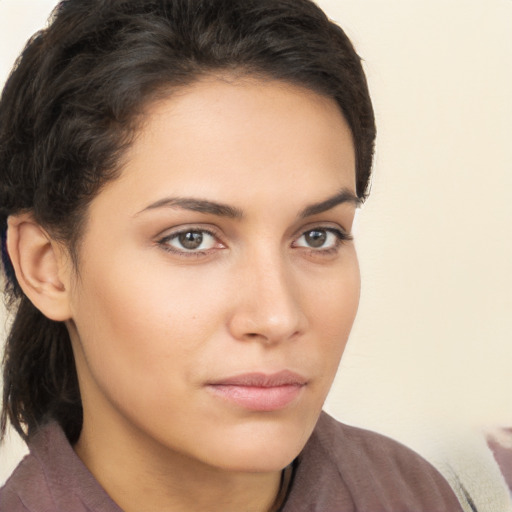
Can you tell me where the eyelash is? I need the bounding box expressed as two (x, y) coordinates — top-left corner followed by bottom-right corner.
(157, 227), (222, 257)
(156, 225), (352, 258)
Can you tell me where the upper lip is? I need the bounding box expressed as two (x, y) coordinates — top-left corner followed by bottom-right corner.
(208, 370), (307, 387)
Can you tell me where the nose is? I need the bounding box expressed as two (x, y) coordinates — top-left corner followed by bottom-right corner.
(227, 250), (308, 345)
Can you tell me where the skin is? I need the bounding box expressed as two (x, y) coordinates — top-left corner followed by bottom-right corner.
(57, 77), (360, 511)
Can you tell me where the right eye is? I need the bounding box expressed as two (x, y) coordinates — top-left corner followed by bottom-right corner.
(158, 229), (222, 255)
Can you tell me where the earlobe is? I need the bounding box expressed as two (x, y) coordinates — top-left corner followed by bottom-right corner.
(6, 214), (72, 321)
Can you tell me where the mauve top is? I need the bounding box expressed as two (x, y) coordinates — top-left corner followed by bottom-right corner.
(488, 430), (512, 495)
(0, 412), (463, 511)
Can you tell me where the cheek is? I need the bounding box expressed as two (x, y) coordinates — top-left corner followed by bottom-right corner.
(305, 251), (360, 364)
(311, 250), (360, 316)
(69, 255), (227, 396)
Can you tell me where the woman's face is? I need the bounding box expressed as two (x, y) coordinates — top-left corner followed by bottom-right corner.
(66, 77), (360, 473)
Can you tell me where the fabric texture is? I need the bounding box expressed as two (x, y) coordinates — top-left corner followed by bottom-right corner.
(431, 428), (512, 512)
(0, 411), (463, 511)
(487, 428), (512, 500)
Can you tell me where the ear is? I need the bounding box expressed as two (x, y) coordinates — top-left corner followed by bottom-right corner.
(6, 213), (72, 321)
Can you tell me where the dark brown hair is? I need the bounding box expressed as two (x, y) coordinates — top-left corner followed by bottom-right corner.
(0, 0), (375, 443)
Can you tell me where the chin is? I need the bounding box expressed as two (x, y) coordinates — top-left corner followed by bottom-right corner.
(197, 413), (317, 473)
(209, 442), (302, 473)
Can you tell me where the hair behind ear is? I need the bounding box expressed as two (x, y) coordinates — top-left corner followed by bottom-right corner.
(1, 296), (82, 443)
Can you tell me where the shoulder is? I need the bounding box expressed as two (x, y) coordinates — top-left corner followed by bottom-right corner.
(1, 424), (60, 512)
(0, 422), (121, 512)
(283, 412), (463, 512)
(0, 450), (52, 512)
(315, 411), (443, 477)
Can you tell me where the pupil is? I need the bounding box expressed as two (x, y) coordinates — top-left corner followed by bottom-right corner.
(179, 231), (203, 249)
(305, 230), (326, 248)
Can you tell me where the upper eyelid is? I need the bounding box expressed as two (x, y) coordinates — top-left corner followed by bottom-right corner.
(293, 222), (351, 239)
(293, 227), (351, 245)
(156, 224), (221, 240)
(161, 229), (218, 243)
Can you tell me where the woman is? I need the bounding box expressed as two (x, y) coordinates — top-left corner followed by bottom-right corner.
(0, 0), (463, 510)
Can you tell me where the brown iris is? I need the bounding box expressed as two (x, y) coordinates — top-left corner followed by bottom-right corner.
(178, 231), (204, 250)
(304, 229), (327, 248)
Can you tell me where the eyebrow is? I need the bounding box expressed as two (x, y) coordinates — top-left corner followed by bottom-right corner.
(137, 197), (244, 219)
(299, 188), (361, 218)
(136, 188), (360, 219)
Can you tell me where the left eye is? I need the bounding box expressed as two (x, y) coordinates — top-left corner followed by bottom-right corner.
(162, 230), (218, 252)
(294, 228), (342, 250)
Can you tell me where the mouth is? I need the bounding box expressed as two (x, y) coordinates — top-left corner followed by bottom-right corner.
(206, 370), (307, 412)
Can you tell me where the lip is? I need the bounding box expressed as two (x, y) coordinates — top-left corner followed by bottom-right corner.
(206, 370), (307, 411)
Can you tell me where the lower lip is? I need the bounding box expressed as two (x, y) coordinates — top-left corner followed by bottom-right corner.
(207, 384), (304, 411)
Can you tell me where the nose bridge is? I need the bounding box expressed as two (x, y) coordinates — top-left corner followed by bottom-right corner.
(229, 245), (305, 343)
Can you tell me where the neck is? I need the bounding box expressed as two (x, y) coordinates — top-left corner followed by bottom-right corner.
(74, 411), (283, 512)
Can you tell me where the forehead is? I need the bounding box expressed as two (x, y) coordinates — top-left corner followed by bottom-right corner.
(92, 77), (356, 217)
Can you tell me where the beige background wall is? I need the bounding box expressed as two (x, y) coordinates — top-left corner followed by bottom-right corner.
(1, 0), (511, 499)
